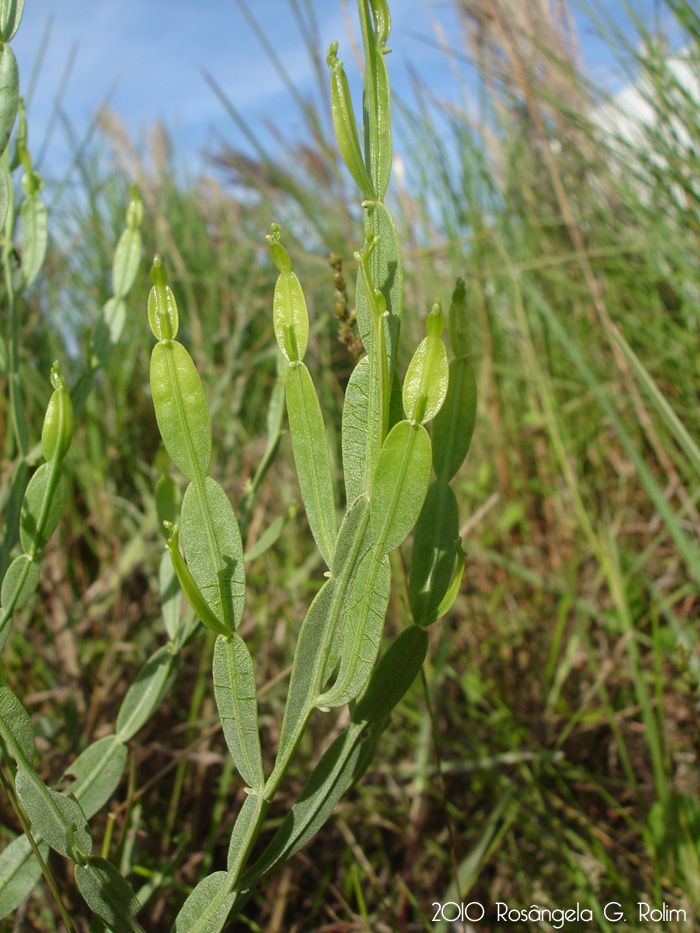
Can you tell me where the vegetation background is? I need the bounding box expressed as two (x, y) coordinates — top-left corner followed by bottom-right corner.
(1, 0), (699, 929)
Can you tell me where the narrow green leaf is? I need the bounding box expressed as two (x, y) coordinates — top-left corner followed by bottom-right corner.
(409, 482), (459, 625)
(342, 356), (402, 504)
(155, 474), (181, 542)
(0, 0), (25, 41)
(353, 624), (429, 724)
(159, 550), (182, 641)
(227, 793), (267, 876)
(19, 462), (65, 554)
(369, 420), (431, 554)
(319, 546), (390, 708)
(269, 578), (336, 789)
(243, 507), (293, 563)
(286, 362), (336, 567)
(0, 685), (35, 764)
(19, 194), (48, 289)
(0, 835), (46, 920)
(150, 340), (212, 481)
(241, 723), (364, 888)
(112, 226), (142, 299)
(243, 627), (428, 889)
(91, 297), (127, 370)
(172, 871), (235, 933)
(74, 856), (145, 933)
(354, 202), (402, 372)
(182, 477), (246, 634)
(0, 44), (18, 155)
(1, 554), (39, 613)
(324, 494), (371, 680)
(64, 735), (128, 820)
(115, 645), (179, 743)
(431, 358), (477, 483)
(15, 768), (92, 861)
(213, 633), (264, 791)
(0, 162), (8, 231)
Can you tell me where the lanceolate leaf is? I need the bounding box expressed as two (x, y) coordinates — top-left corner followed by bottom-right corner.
(172, 871), (235, 933)
(342, 356), (402, 504)
(0, 685), (35, 764)
(369, 420), (431, 554)
(431, 357), (477, 483)
(213, 633), (264, 791)
(150, 340), (212, 481)
(15, 768), (92, 861)
(182, 477), (246, 633)
(353, 624), (429, 724)
(319, 546), (390, 708)
(0, 835), (46, 919)
(241, 723), (364, 888)
(19, 462), (65, 554)
(64, 735), (128, 820)
(0, 44), (18, 155)
(1, 554), (39, 614)
(19, 194), (48, 289)
(74, 857), (145, 933)
(115, 645), (179, 743)
(286, 362), (336, 567)
(409, 481), (459, 626)
(241, 626), (428, 890)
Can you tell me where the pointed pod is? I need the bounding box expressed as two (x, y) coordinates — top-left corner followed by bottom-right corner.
(268, 225), (309, 362)
(41, 361), (74, 463)
(403, 299), (449, 424)
(0, 0), (25, 42)
(358, 0), (392, 200)
(147, 255), (179, 340)
(327, 41), (374, 199)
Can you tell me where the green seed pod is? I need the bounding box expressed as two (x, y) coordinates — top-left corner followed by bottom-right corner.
(448, 277), (470, 359)
(41, 362), (74, 464)
(148, 255), (179, 340)
(0, 0), (26, 42)
(126, 185), (143, 231)
(327, 42), (374, 199)
(369, 0), (391, 48)
(267, 225), (309, 362)
(402, 299), (449, 424)
(266, 223), (292, 273)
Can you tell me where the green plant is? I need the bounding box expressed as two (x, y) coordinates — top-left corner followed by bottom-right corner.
(145, 1), (476, 927)
(0, 0), (476, 929)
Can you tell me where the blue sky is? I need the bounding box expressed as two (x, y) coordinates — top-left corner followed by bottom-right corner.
(11, 0), (671, 181)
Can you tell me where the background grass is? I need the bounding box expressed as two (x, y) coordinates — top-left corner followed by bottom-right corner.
(1, 0), (699, 929)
